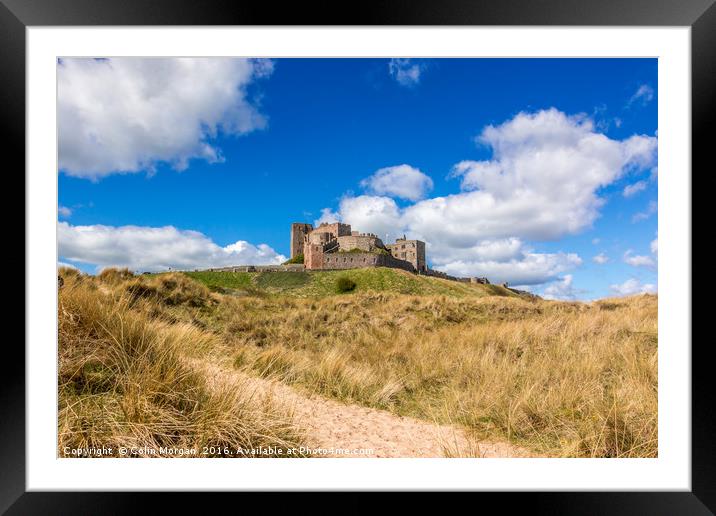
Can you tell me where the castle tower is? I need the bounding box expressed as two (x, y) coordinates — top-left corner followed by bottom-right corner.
(290, 223), (313, 258)
(386, 238), (426, 272)
(304, 243), (325, 270)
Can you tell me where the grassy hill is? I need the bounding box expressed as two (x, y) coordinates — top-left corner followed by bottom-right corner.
(184, 267), (521, 298)
(58, 267), (657, 458)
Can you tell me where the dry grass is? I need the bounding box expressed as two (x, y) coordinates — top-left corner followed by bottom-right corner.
(200, 291), (658, 458)
(97, 267), (136, 285)
(58, 269), (307, 457)
(59, 269), (658, 458)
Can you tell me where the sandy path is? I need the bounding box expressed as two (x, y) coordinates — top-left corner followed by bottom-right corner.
(193, 359), (526, 458)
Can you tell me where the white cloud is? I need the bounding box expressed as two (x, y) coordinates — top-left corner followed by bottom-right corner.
(628, 84), (655, 107)
(434, 249), (582, 286)
(318, 195), (403, 243)
(58, 261), (78, 270)
(610, 278), (657, 296)
(592, 238), (601, 245)
(632, 200), (657, 222)
(58, 58), (273, 179)
(623, 180), (647, 197)
(388, 59), (425, 87)
(444, 109), (656, 241)
(315, 207), (341, 225)
(360, 164), (433, 201)
(651, 235), (658, 254)
(593, 252), (609, 264)
(435, 238), (524, 263)
(542, 274), (580, 300)
(58, 222), (285, 272)
(317, 109), (656, 287)
(58, 206), (72, 218)
(623, 250), (656, 268)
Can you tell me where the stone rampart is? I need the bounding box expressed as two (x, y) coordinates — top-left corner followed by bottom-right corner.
(323, 252), (414, 272)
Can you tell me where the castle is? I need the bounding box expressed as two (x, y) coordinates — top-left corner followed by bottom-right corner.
(195, 221), (490, 286)
(292, 222), (427, 273)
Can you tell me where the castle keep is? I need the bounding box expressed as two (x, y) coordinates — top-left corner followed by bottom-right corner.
(292, 222), (427, 273)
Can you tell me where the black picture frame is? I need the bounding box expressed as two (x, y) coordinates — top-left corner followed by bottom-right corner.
(4, 0), (709, 512)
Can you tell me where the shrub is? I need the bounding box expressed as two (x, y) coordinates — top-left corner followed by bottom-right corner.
(284, 253), (304, 264)
(336, 276), (356, 293)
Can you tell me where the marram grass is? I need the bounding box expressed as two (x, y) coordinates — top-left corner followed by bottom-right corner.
(59, 268), (657, 458)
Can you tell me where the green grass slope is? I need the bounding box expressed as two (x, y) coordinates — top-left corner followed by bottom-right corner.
(184, 267), (521, 299)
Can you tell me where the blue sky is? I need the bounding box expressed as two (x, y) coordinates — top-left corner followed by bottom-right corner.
(58, 58), (658, 300)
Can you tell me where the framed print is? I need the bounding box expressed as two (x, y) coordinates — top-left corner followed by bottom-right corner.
(5, 0), (711, 511)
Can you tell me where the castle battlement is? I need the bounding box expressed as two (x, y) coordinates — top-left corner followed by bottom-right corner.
(291, 222), (426, 273)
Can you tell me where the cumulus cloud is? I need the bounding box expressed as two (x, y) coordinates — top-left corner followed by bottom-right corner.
(58, 222), (285, 272)
(446, 109), (656, 240)
(360, 165), (433, 201)
(593, 253), (609, 264)
(542, 274), (581, 300)
(628, 84), (655, 107)
(436, 237), (524, 263)
(434, 248), (582, 286)
(623, 250), (655, 268)
(58, 58), (273, 179)
(623, 180), (647, 197)
(317, 195), (403, 243)
(610, 278), (657, 296)
(315, 207), (341, 225)
(651, 235), (658, 254)
(632, 200), (657, 222)
(316, 109), (657, 286)
(58, 206), (72, 218)
(624, 251), (654, 267)
(388, 59), (425, 87)
(58, 261), (78, 270)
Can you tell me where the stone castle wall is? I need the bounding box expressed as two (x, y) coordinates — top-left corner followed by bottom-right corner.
(322, 252), (414, 272)
(314, 222), (351, 239)
(207, 264), (306, 273)
(307, 231), (334, 246)
(304, 243), (325, 270)
(336, 234), (385, 253)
